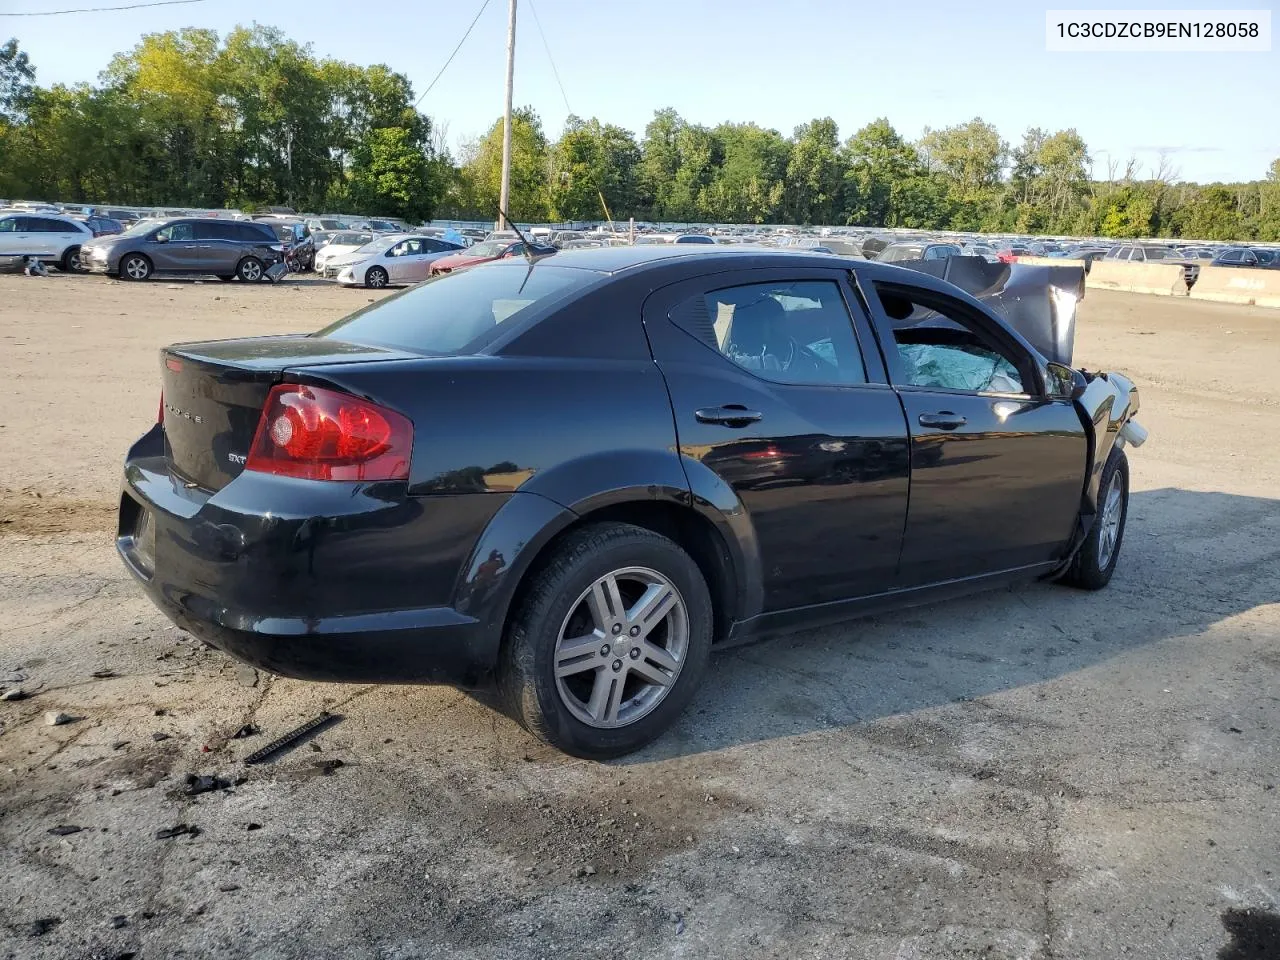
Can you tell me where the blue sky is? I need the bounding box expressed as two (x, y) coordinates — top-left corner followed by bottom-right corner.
(5, 0), (1277, 182)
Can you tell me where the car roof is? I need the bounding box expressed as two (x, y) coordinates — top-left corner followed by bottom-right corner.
(487, 245), (963, 288)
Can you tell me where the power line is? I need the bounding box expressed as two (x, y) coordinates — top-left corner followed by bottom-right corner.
(0, 0), (205, 15)
(414, 0), (493, 108)
(527, 0), (573, 116)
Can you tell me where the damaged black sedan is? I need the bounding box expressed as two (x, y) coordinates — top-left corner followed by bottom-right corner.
(118, 247), (1145, 758)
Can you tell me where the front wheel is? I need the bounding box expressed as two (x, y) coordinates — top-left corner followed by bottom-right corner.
(498, 523), (713, 759)
(365, 266), (388, 289)
(62, 247), (83, 273)
(1059, 447), (1129, 590)
(237, 257), (264, 282)
(119, 253), (151, 281)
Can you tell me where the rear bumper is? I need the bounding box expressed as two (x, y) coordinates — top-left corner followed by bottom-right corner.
(117, 428), (504, 685)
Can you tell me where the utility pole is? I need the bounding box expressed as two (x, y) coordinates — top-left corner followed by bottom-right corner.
(498, 0), (517, 231)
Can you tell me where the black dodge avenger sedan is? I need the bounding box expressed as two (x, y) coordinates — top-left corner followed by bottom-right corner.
(118, 247), (1145, 758)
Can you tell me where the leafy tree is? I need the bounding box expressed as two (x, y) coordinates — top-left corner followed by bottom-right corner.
(842, 118), (921, 226)
(0, 38), (35, 122)
(548, 116), (640, 221)
(784, 118), (844, 224)
(455, 106), (550, 222)
(699, 122), (788, 223)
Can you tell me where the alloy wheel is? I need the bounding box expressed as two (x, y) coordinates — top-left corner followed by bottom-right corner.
(553, 566), (689, 728)
(367, 268), (388, 288)
(125, 257), (149, 280)
(1097, 469), (1125, 568)
(240, 259), (262, 282)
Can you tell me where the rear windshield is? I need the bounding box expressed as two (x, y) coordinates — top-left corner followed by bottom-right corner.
(316, 262), (596, 355)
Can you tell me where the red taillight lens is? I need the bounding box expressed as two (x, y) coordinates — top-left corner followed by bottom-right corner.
(245, 384), (413, 481)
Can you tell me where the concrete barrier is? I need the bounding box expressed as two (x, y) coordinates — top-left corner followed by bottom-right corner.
(1085, 259), (1187, 296)
(1188, 266), (1280, 308)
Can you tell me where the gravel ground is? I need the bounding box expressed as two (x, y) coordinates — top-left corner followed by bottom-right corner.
(0, 273), (1278, 960)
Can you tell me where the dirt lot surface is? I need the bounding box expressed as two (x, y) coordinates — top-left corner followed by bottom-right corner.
(1, 274), (1278, 960)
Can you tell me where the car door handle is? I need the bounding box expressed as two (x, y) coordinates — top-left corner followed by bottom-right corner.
(695, 405), (763, 427)
(918, 412), (967, 430)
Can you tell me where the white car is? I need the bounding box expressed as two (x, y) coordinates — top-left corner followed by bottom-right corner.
(331, 234), (464, 289)
(0, 213), (93, 271)
(315, 231), (378, 277)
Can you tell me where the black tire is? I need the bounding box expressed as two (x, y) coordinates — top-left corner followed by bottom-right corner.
(365, 265), (389, 289)
(61, 246), (82, 273)
(217, 274), (235, 281)
(1060, 447), (1129, 590)
(118, 253), (151, 281)
(497, 522), (713, 759)
(237, 257), (265, 282)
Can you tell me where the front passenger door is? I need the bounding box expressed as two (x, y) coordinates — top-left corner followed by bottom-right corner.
(862, 278), (1088, 586)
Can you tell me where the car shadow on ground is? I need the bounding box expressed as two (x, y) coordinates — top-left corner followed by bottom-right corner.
(620, 487), (1280, 763)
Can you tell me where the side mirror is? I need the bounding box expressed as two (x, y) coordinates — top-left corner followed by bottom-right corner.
(1045, 362), (1087, 400)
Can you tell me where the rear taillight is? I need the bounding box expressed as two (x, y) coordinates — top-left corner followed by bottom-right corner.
(158, 392), (164, 425)
(245, 384), (412, 481)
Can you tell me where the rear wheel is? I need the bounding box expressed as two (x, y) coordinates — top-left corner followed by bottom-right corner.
(1059, 447), (1129, 590)
(498, 523), (712, 759)
(365, 266), (388, 289)
(119, 253), (151, 281)
(237, 257), (264, 282)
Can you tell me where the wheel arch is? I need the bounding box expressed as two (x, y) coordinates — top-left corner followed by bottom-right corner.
(455, 487), (760, 671)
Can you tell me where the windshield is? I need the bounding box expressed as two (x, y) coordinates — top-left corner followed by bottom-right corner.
(463, 240), (510, 258)
(317, 262), (595, 355)
(350, 236), (401, 255)
(331, 232), (375, 246)
(117, 219), (163, 238)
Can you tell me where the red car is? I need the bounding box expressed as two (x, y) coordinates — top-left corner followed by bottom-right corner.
(429, 239), (552, 276)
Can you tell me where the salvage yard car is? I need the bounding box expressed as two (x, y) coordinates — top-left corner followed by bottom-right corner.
(0, 212), (93, 272)
(80, 217), (284, 281)
(331, 233), (464, 288)
(117, 247), (1145, 759)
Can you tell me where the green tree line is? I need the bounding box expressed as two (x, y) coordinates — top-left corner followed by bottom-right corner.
(3, 30), (1279, 239)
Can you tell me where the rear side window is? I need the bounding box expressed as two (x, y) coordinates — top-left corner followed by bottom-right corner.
(317, 262), (596, 355)
(235, 223), (273, 243)
(678, 280), (867, 386)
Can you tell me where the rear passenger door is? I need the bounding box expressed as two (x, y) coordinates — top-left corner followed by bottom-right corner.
(860, 277), (1088, 585)
(195, 221), (238, 274)
(644, 268), (911, 612)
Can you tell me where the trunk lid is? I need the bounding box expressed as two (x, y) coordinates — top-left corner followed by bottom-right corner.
(160, 335), (416, 491)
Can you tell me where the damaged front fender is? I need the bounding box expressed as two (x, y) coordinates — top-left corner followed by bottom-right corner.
(1076, 370), (1144, 512)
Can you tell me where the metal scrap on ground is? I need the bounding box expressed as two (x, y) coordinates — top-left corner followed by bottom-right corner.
(243, 712), (340, 765)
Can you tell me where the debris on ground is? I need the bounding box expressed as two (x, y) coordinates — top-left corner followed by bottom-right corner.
(151, 732), (170, 742)
(244, 712), (339, 765)
(310, 758), (344, 776)
(218, 883), (241, 892)
(47, 824), (83, 836)
(235, 665), (259, 688)
(44, 711), (74, 726)
(28, 917), (61, 937)
(110, 916), (128, 929)
(155, 824), (199, 840)
(246, 823), (262, 831)
(91, 669), (118, 679)
(232, 723), (259, 739)
(183, 773), (232, 796)
(1, 687), (26, 701)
